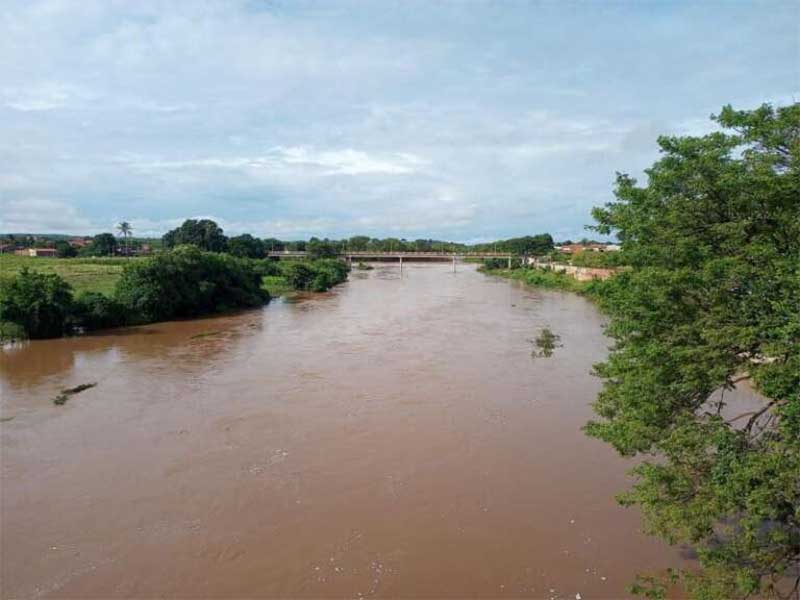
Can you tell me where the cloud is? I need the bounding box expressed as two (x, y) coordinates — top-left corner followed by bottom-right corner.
(0, 0), (796, 241)
(2, 81), (90, 111)
(125, 147), (426, 177)
(0, 198), (94, 233)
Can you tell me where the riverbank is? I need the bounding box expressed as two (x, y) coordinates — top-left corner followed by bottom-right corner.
(0, 250), (349, 341)
(480, 265), (607, 297)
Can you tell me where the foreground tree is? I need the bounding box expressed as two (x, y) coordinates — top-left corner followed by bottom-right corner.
(0, 268), (74, 338)
(589, 104), (799, 598)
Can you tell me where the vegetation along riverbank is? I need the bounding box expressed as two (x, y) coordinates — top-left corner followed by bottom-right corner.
(0, 246), (349, 341)
(482, 104), (799, 599)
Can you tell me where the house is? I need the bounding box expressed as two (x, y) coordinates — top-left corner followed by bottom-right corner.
(14, 248), (58, 257)
(69, 237), (90, 248)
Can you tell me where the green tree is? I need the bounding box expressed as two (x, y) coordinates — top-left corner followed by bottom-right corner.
(347, 236), (371, 251)
(162, 219), (228, 252)
(306, 238), (339, 259)
(116, 221), (133, 256)
(54, 240), (77, 258)
(280, 262), (315, 290)
(588, 103), (799, 598)
(82, 232), (117, 256)
(227, 234), (265, 258)
(0, 268), (74, 338)
(115, 245), (269, 322)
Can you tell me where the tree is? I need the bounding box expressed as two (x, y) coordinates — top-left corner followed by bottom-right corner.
(54, 240), (77, 258)
(227, 234), (265, 258)
(348, 236), (370, 251)
(588, 103), (800, 598)
(162, 219), (227, 252)
(115, 245), (268, 322)
(83, 233), (117, 256)
(0, 268), (74, 338)
(306, 238), (339, 259)
(116, 221), (133, 256)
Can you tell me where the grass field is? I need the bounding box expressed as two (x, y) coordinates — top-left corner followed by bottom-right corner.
(0, 255), (140, 296)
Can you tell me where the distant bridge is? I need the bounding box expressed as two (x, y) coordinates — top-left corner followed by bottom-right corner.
(266, 250), (514, 271)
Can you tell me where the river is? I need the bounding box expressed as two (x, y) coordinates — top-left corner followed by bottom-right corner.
(1, 263), (687, 598)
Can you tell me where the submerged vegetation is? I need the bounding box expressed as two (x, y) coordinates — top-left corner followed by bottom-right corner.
(53, 382), (97, 405)
(531, 328), (561, 358)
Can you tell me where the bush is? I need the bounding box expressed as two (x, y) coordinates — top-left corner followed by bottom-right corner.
(0, 268), (74, 338)
(0, 320), (27, 342)
(114, 245), (270, 322)
(74, 292), (127, 330)
(278, 259), (349, 292)
(280, 262), (315, 290)
(251, 258), (281, 277)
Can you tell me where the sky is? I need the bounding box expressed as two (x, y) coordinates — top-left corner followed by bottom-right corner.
(1, 0), (797, 242)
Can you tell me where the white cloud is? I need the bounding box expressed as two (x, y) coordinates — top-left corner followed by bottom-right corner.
(2, 82), (91, 111)
(0, 198), (94, 233)
(124, 147), (426, 177)
(0, 0), (795, 241)
(277, 147), (424, 175)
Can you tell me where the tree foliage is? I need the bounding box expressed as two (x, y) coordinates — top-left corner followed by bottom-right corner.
(0, 268), (74, 338)
(54, 240), (77, 258)
(115, 245), (269, 322)
(162, 219), (228, 252)
(588, 103), (800, 598)
(227, 234), (266, 258)
(80, 232), (117, 256)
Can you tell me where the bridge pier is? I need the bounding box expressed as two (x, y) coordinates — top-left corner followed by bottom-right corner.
(508, 256), (512, 269)
(399, 255), (403, 274)
(453, 255), (456, 273)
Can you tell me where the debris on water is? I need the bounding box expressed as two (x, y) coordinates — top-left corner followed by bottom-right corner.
(0, 416), (15, 422)
(576, 593), (582, 600)
(531, 328), (561, 358)
(62, 382), (97, 395)
(191, 330), (222, 339)
(569, 519), (575, 524)
(53, 382), (98, 406)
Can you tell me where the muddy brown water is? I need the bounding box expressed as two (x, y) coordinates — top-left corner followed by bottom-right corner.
(1, 263), (691, 599)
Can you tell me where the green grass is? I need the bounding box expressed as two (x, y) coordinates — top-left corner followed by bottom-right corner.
(0, 255), (140, 296)
(481, 266), (602, 295)
(261, 275), (293, 297)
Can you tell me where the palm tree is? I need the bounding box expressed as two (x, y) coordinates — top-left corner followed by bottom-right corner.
(117, 221), (132, 257)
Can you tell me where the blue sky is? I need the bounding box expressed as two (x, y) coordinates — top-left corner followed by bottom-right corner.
(1, 0), (797, 242)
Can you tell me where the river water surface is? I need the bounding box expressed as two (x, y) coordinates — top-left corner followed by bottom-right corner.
(2, 263), (687, 598)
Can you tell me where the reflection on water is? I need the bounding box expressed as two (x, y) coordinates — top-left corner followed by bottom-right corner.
(1, 263), (688, 598)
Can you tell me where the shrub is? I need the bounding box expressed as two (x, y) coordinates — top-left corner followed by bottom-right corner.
(0, 268), (74, 338)
(251, 258), (281, 277)
(275, 259), (348, 292)
(74, 292), (127, 330)
(280, 262), (315, 290)
(114, 245), (269, 322)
